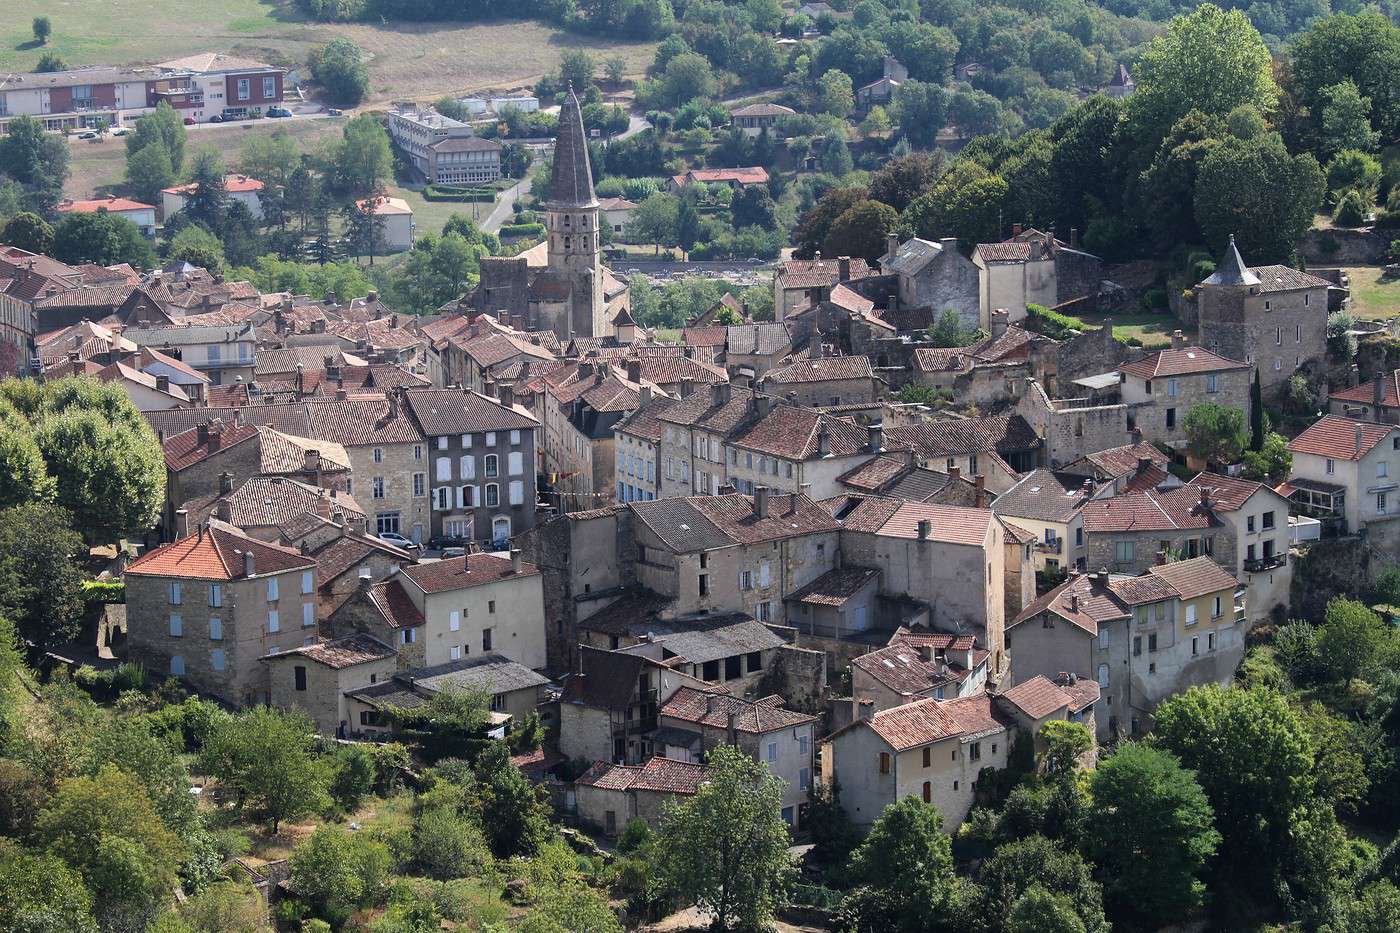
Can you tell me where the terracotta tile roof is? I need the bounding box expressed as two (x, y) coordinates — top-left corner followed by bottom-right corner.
(308, 535), (406, 586)
(970, 326), (1037, 363)
(577, 756), (709, 794)
(1331, 371), (1400, 409)
(976, 242), (1032, 263)
(421, 313), (473, 344)
(163, 421), (260, 470)
(256, 428), (352, 475)
(999, 675), (1072, 720)
(632, 355), (726, 388)
(836, 455), (911, 493)
(1081, 486), (1220, 532)
(656, 388), (757, 433)
(576, 587), (675, 636)
(821, 493), (904, 532)
(885, 413), (1039, 457)
(763, 355), (874, 384)
(1147, 555), (1238, 600)
(404, 388), (537, 436)
(368, 579), (425, 629)
(457, 332), (557, 368)
(661, 686), (817, 733)
(726, 323), (793, 356)
(683, 325), (728, 348)
(730, 102), (796, 118)
(615, 395), (679, 443)
(1288, 415), (1398, 461)
(872, 501), (995, 546)
(1249, 264), (1332, 293)
(1010, 574), (1130, 635)
(787, 567), (880, 606)
(304, 398), (425, 446)
(267, 633), (395, 669)
(1183, 472), (1273, 512)
(688, 493), (839, 544)
(627, 618), (787, 665)
(127, 520), (315, 580)
(59, 196), (155, 214)
(827, 283), (875, 315)
(728, 404), (867, 460)
(399, 553), (538, 594)
(861, 693), (1008, 751)
(630, 498), (735, 552)
(186, 476), (365, 528)
(993, 470), (1093, 523)
(1108, 573), (1179, 605)
(852, 642), (974, 696)
(145, 403), (313, 439)
(889, 630), (977, 651)
(913, 347), (973, 373)
(776, 258), (872, 289)
(163, 174), (264, 195)
(1072, 442), (1169, 479)
(1058, 674), (1100, 713)
(1120, 347), (1248, 380)
(676, 167), (770, 186)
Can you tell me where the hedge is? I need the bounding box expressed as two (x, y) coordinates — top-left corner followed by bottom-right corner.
(499, 222), (545, 238)
(81, 579), (126, 603)
(423, 185), (496, 202)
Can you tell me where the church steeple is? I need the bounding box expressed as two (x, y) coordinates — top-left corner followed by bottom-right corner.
(548, 87), (598, 210)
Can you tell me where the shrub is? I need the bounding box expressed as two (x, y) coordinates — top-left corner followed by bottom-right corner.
(1143, 287), (1168, 310)
(499, 223), (545, 238)
(80, 580), (125, 603)
(1025, 303), (1085, 340)
(1334, 189), (1371, 227)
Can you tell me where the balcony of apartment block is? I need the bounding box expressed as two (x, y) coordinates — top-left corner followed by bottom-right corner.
(152, 87), (203, 109)
(1243, 552), (1287, 574)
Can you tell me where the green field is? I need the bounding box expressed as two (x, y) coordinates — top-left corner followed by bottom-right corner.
(2, 1), (656, 106)
(1075, 310), (1192, 348)
(1342, 266), (1400, 321)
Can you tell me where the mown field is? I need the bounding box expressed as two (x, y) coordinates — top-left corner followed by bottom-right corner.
(2, 0), (657, 105)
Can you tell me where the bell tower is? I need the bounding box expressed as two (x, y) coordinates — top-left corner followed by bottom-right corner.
(545, 87), (602, 280)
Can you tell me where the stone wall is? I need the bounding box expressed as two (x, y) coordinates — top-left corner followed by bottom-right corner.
(752, 643), (827, 714)
(1299, 228), (1388, 265)
(1055, 250), (1103, 304)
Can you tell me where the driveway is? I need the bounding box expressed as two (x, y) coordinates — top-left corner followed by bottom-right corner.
(483, 177), (529, 234)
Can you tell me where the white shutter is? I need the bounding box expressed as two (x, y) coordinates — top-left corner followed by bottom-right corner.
(450, 610), (461, 632)
(209, 617), (222, 641)
(302, 602), (314, 627)
(460, 455), (475, 479)
(169, 614), (182, 637)
(759, 561), (771, 587)
(509, 480), (524, 505)
(509, 451), (523, 475)
(436, 457), (452, 481)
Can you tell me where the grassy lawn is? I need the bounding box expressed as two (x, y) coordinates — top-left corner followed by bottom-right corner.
(388, 184), (493, 238)
(1075, 310), (1191, 348)
(1342, 266), (1400, 321)
(2, 2), (657, 105)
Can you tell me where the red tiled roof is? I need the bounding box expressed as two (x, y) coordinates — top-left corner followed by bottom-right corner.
(1081, 486), (1220, 532)
(660, 686), (817, 733)
(1183, 471), (1273, 512)
(856, 693), (1007, 751)
(1288, 415), (1398, 461)
(999, 675), (1072, 720)
(577, 756), (709, 794)
(163, 174), (264, 195)
(1331, 371), (1400, 409)
(787, 566), (879, 606)
(689, 493), (839, 544)
(728, 404), (867, 460)
(676, 166), (769, 185)
(1120, 347), (1248, 380)
(636, 355), (728, 387)
(1010, 573), (1129, 635)
(1076, 442), (1169, 479)
(367, 579), (425, 629)
(127, 521), (314, 580)
(59, 196), (154, 214)
(885, 413), (1039, 457)
(763, 355), (874, 384)
(1147, 555), (1238, 600)
(304, 398), (425, 446)
(163, 421), (259, 471)
(683, 325), (728, 348)
(777, 257), (872, 289)
(398, 553), (538, 594)
(976, 242), (1032, 262)
(913, 347), (973, 373)
(836, 455), (908, 492)
(267, 633), (395, 669)
(871, 501), (995, 546)
(403, 388), (537, 435)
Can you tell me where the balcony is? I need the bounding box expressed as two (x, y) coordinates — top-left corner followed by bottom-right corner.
(1036, 539), (1063, 555)
(1244, 553), (1287, 573)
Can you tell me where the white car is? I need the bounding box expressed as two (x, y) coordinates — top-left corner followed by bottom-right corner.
(376, 532), (420, 551)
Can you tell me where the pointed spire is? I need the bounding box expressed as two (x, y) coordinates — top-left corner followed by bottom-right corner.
(547, 86), (598, 210)
(1202, 234), (1259, 287)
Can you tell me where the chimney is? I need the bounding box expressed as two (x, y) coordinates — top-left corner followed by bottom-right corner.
(1356, 422), (1365, 455)
(243, 550), (255, 577)
(974, 474), (987, 508)
(579, 362), (594, 379)
(867, 422), (883, 453)
(757, 395), (775, 417)
(1171, 329), (1186, 350)
(1156, 549), (1169, 566)
(358, 571), (373, 592)
(626, 359), (641, 382)
(1373, 376), (1384, 421)
(219, 471), (233, 495)
(817, 424), (831, 457)
(856, 698), (873, 721)
(1070, 227), (1081, 249)
(917, 519), (931, 540)
(304, 448), (322, 474)
(948, 465), (960, 481)
(315, 492), (333, 518)
(296, 362), (305, 397)
(680, 377), (695, 397)
(711, 382), (731, 407)
(1198, 486), (1211, 510)
(727, 711), (738, 745)
(1095, 568), (1109, 585)
(886, 234), (899, 258)
(838, 256), (851, 281)
(155, 374), (170, 393)
(206, 422), (222, 452)
(1137, 456), (1152, 474)
(918, 645), (932, 661)
(640, 385), (653, 407)
(706, 694), (718, 714)
(510, 548), (523, 573)
(174, 508), (189, 540)
(755, 486), (770, 518)
(1070, 593), (1080, 612)
(216, 499), (233, 522)
(1012, 223), (1023, 236)
(335, 388), (348, 401)
(499, 383), (514, 407)
(386, 393), (399, 420)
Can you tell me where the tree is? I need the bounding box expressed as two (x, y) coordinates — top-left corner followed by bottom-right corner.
(1183, 402), (1249, 466)
(289, 825), (390, 926)
(167, 224), (226, 274)
(1291, 12), (1400, 141)
(977, 836), (1109, 933)
(309, 38), (369, 106)
(476, 743), (553, 858)
(200, 707), (330, 833)
(182, 148), (230, 232)
(905, 161), (1008, 251)
(824, 199), (898, 262)
(32, 16), (51, 44)
(1086, 743), (1218, 929)
(948, 86), (1004, 138)
(604, 56), (627, 86)
(860, 105), (891, 138)
(411, 801), (490, 880)
(1129, 4), (1277, 135)
(818, 69), (855, 119)
(1007, 886), (1087, 933)
(1194, 132), (1324, 265)
(161, 879), (269, 933)
(1318, 597), (1386, 685)
(0, 421), (54, 509)
(35, 50), (67, 73)
(0, 114), (69, 214)
(343, 196), (385, 264)
(126, 141), (175, 207)
(661, 52), (717, 107)
(929, 309), (974, 347)
(629, 192), (680, 252)
(731, 186), (777, 230)
(0, 852), (97, 933)
(52, 210), (152, 268)
(822, 135), (854, 176)
(844, 796), (968, 932)
(1, 210), (52, 254)
(1319, 80), (1380, 156)
(1040, 720), (1091, 775)
(37, 765), (184, 930)
(658, 744), (795, 930)
(334, 114), (393, 196)
(895, 80), (948, 149)
(126, 102), (187, 174)
(1241, 432), (1292, 484)
(559, 51), (596, 93)
(0, 502), (83, 651)
(1326, 148), (1381, 198)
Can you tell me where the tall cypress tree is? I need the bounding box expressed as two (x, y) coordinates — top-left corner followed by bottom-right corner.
(1249, 368), (1264, 451)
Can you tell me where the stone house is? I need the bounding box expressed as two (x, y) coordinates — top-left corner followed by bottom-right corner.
(612, 392), (676, 502)
(183, 475), (365, 542)
(728, 102), (795, 136)
(1061, 441), (1171, 490)
(784, 566), (882, 638)
(834, 456), (985, 507)
(264, 633), (398, 734)
(1329, 371), (1400, 424)
(275, 512), (416, 617)
(879, 235), (980, 331)
(1014, 378), (1132, 470)
(992, 469), (1096, 575)
(1184, 472), (1292, 624)
(1082, 482), (1232, 575)
(850, 631), (989, 711)
(125, 520), (320, 706)
(1118, 339), (1251, 449)
(856, 57), (909, 108)
(1006, 558), (1244, 739)
(575, 757), (709, 835)
(345, 654), (549, 736)
(724, 401), (880, 499)
(885, 412), (1040, 492)
(657, 686), (818, 828)
(629, 491), (840, 626)
(1285, 415), (1400, 535)
(649, 384), (757, 497)
(403, 386), (540, 545)
(773, 258), (872, 321)
(305, 395), (431, 544)
(614, 615), (789, 699)
(758, 354), (884, 408)
(1195, 236), (1331, 393)
(558, 644), (719, 765)
(724, 322), (796, 381)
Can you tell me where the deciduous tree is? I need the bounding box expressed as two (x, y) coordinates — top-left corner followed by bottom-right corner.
(309, 38), (369, 106)
(843, 796), (968, 932)
(200, 707), (330, 834)
(1183, 402), (1249, 466)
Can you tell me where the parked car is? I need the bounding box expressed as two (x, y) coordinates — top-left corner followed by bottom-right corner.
(441, 547), (467, 558)
(267, 106), (292, 118)
(77, 132), (98, 140)
(110, 127), (129, 136)
(326, 108), (343, 116)
(376, 532), (420, 551)
(428, 534), (468, 550)
(208, 115), (223, 123)
(183, 116), (196, 125)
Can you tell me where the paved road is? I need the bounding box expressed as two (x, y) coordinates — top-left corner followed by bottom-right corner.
(483, 177), (529, 234)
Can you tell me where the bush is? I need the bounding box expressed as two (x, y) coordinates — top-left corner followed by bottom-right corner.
(1334, 189), (1371, 227)
(1143, 287), (1168, 310)
(423, 185), (496, 202)
(1025, 303), (1085, 339)
(499, 222), (545, 238)
(79, 579), (125, 603)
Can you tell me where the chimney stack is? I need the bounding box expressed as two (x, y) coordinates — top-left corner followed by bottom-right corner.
(974, 474), (987, 508)
(626, 359), (641, 382)
(335, 388), (348, 401)
(706, 694), (718, 714)
(867, 422), (883, 453)
(817, 424), (831, 457)
(1198, 486), (1211, 510)
(216, 499), (232, 522)
(640, 385), (653, 407)
(243, 550), (255, 577)
(197, 423), (210, 445)
(919, 645), (932, 661)
(838, 256), (851, 281)
(155, 374), (170, 393)
(948, 465), (960, 481)
(1012, 223), (1023, 236)
(1070, 593), (1079, 612)
(1373, 376), (1385, 421)
(219, 471), (233, 495)
(1356, 422), (1365, 454)
(1171, 329), (1186, 350)
(680, 377), (695, 397)
(886, 234), (899, 259)
(917, 519), (931, 540)
(305, 448), (321, 475)
(754, 485), (769, 518)
(499, 383), (514, 407)
(174, 508), (189, 540)
(510, 548), (523, 573)
(856, 697), (873, 721)
(1137, 456), (1152, 474)
(1070, 227), (1081, 249)
(386, 393), (399, 420)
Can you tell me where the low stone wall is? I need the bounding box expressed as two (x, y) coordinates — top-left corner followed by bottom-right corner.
(1300, 228), (1389, 265)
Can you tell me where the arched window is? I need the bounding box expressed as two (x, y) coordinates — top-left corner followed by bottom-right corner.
(581, 235), (589, 249)
(564, 236), (571, 249)
(563, 214), (571, 227)
(492, 515), (511, 545)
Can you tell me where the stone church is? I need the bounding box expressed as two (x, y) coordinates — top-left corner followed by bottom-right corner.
(469, 89), (630, 340)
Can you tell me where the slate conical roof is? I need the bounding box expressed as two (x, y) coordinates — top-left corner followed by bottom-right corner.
(1202, 234), (1260, 287)
(548, 87), (599, 209)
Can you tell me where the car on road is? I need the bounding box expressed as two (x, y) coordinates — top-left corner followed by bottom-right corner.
(428, 534), (468, 550)
(110, 127), (129, 136)
(77, 132), (98, 140)
(327, 108), (343, 116)
(376, 532), (420, 551)
(440, 547), (467, 559)
(266, 106), (292, 118)
(208, 115), (223, 123)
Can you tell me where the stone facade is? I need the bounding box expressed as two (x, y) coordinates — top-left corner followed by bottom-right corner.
(1085, 524), (1234, 576)
(265, 649), (396, 734)
(425, 424), (538, 544)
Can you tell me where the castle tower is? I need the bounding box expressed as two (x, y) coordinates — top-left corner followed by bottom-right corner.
(545, 87), (606, 335)
(1196, 234), (1260, 366)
